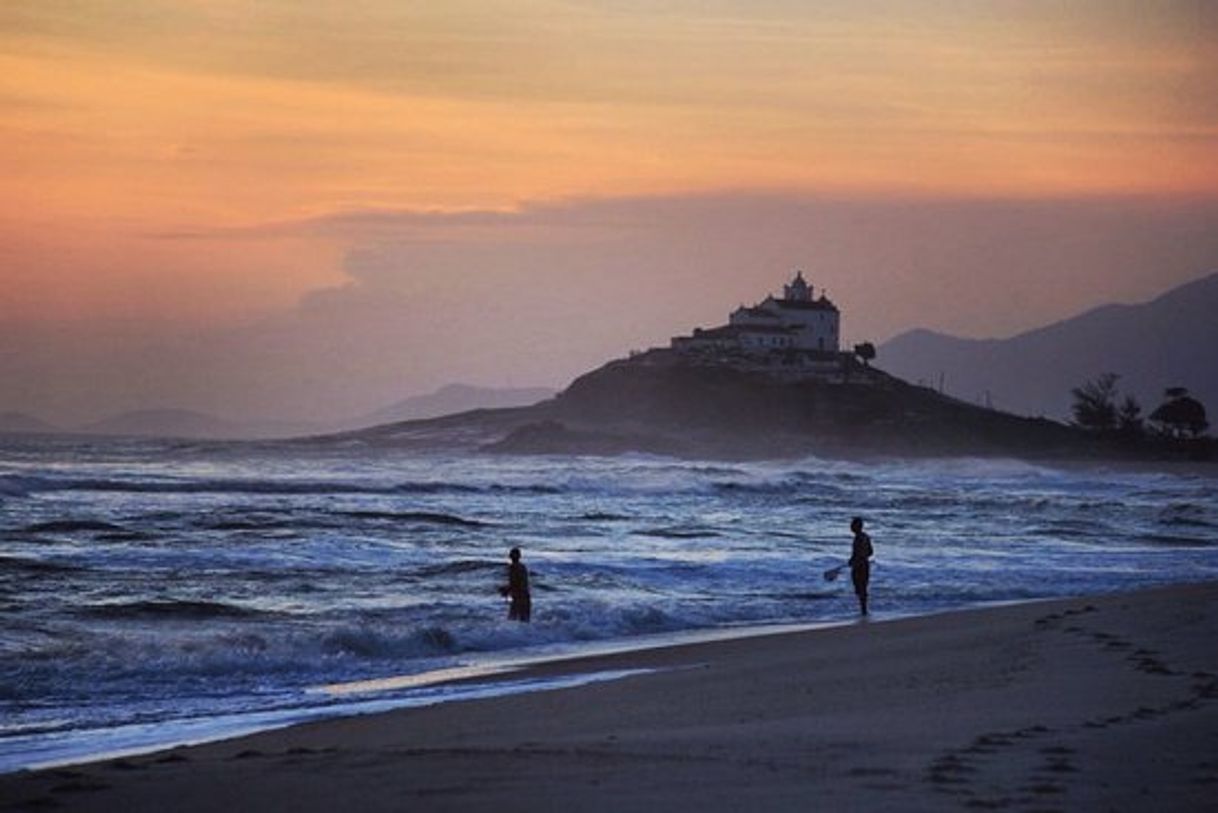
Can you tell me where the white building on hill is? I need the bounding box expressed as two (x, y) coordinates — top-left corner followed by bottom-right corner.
(671, 271), (841, 358)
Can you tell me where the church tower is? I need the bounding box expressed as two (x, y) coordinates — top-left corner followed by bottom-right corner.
(783, 270), (812, 302)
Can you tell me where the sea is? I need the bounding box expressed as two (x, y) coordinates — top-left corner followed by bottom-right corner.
(2, 435), (1217, 773)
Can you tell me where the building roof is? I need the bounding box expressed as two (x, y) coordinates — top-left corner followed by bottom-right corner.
(692, 323), (799, 339)
(774, 297), (838, 312)
(732, 306), (781, 319)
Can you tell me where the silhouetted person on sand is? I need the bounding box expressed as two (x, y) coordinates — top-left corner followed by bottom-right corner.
(499, 546), (531, 622)
(849, 517), (873, 615)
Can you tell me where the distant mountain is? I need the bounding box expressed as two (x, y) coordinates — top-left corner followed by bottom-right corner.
(76, 409), (317, 440)
(352, 383), (556, 427)
(879, 272), (1218, 420)
(0, 412), (62, 434)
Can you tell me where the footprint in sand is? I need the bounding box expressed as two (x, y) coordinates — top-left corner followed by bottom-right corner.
(231, 749), (264, 760)
(1018, 724), (1051, 737)
(106, 759), (145, 772)
(1023, 781), (1065, 796)
(49, 779), (111, 794)
(1041, 758), (1078, 774)
(1033, 613), (1062, 628)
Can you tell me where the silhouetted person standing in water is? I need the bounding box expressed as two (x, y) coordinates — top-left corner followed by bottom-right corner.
(849, 517), (873, 615)
(500, 547), (531, 622)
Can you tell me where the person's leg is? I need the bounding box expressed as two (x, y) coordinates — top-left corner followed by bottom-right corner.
(853, 569), (869, 615)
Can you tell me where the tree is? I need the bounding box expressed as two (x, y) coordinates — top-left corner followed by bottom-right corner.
(1070, 373), (1120, 432)
(853, 342), (876, 368)
(1117, 395), (1143, 437)
(1148, 388), (1209, 439)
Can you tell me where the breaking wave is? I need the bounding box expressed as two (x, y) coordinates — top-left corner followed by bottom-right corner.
(22, 520), (129, 535)
(0, 475), (566, 498)
(338, 511), (490, 527)
(76, 600), (270, 621)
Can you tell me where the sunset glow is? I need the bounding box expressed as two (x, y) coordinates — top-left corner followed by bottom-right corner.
(2, 1), (1216, 423)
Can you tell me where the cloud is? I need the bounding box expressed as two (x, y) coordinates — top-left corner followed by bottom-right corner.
(4, 190), (1217, 425)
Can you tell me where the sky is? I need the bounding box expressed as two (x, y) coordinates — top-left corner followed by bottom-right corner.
(2, 1), (1216, 425)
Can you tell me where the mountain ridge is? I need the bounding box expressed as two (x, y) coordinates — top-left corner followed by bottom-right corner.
(880, 271), (1218, 419)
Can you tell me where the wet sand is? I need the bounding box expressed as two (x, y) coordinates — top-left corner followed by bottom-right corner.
(4, 582), (1217, 812)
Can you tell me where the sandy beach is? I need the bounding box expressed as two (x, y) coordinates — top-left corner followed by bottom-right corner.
(4, 582), (1217, 812)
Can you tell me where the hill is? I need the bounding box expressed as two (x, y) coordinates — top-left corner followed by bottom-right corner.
(351, 384), (555, 428)
(879, 271), (1218, 420)
(0, 412), (62, 435)
(492, 355), (1091, 458)
(325, 352), (1170, 461)
(77, 409), (314, 440)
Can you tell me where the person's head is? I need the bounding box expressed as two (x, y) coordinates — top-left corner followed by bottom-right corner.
(850, 517), (864, 534)
(509, 547), (521, 562)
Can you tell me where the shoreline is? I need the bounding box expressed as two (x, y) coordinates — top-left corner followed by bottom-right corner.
(0, 618), (851, 777)
(4, 581), (1217, 811)
(0, 602), (1068, 778)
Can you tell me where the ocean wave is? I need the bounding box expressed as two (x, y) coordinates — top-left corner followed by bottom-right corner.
(884, 493), (1057, 512)
(22, 520), (128, 534)
(412, 560), (501, 578)
(1073, 499), (1127, 511)
(1158, 502), (1214, 529)
(0, 474), (37, 498)
(339, 511), (490, 527)
(764, 590), (836, 601)
(0, 556), (82, 574)
(1137, 534), (1215, 548)
(321, 625), (459, 658)
(713, 478), (845, 497)
(1027, 521), (1101, 541)
(6, 441), (1218, 770)
(633, 527), (721, 539)
(4, 475), (393, 496)
(487, 484), (564, 495)
(11, 599), (724, 687)
(197, 517), (296, 531)
(76, 600), (269, 621)
(1, 474), (565, 498)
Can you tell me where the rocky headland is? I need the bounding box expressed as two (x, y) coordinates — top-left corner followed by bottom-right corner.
(311, 350), (1213, 462)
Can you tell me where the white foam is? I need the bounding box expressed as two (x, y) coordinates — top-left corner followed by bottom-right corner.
(0, 667), (651, 775)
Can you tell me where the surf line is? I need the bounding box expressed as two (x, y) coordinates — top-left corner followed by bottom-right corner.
(316, 662), (524, 696)
(2, 668), (657, 777)
(305, 667), (658, 731)
(315, 617), (859, 703)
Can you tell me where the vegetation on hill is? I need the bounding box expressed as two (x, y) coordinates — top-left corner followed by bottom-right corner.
(1069, 374), (1211, 459)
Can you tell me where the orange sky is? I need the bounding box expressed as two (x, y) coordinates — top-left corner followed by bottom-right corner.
(2, 1), (1217, 422)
